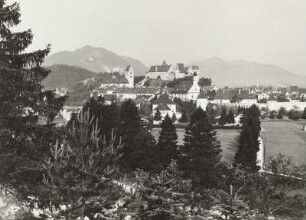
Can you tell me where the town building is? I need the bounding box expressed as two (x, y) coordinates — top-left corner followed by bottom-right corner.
(152, 94), (180, 122)
(169, 73), (200, 100)
(210, 91), (231, 105)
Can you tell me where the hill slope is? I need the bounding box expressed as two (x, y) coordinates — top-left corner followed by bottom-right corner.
(44, 45), (148, 76)
(43, 65), (96, 89)
(193, 58), (306, 87)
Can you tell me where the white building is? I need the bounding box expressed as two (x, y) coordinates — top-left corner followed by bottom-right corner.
(152, 94), (180, 123)
(257, 92), (270, 101)
(170, 73), (200, 101)
(210, 91), (231, 105)
(267, 100), (306, 111)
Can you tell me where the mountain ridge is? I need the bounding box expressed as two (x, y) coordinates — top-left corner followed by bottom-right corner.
(44, 45), (148, 76)
(192, 57), (306, 87)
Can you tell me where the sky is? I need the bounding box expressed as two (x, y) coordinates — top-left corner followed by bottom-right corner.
(11, 0), (306, 75)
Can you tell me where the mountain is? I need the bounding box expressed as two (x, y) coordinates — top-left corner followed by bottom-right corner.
(193, 57), (306, 87)
(44, 45), (148, 76)
(43, 65), (96, 89)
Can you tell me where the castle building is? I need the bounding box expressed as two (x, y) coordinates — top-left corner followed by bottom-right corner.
(146, 61), (175, 81)
(146, 61), (199, 81)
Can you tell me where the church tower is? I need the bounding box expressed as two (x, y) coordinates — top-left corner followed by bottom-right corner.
(125, 65), (134, 88)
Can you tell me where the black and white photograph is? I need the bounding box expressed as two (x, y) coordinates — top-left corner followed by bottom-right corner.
(0, 0), (306, 219)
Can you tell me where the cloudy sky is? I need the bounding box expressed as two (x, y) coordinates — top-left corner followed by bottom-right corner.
(14, 0), (306, 75)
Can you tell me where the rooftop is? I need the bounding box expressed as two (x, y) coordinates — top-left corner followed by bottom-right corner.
(154, 103), (171, 111)
(114, 87), (159, 94)
(153, 94), (175, 105)
(148, 60), (171, 72)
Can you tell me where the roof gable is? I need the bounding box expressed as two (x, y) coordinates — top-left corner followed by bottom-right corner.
(154, 103), (171, 111)
(153, 94), (175, 105)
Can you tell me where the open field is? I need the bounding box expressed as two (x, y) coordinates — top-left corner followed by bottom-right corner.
(261, 120), (306, 166)
(151, 128), (240, 164)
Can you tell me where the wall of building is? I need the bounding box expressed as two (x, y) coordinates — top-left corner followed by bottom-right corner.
(196, 99), (208, 110)
(146, 72), (175, 81)
(267, 100), (306, 111)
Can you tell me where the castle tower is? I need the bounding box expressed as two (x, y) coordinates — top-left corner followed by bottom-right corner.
(125, 65), (134, 88)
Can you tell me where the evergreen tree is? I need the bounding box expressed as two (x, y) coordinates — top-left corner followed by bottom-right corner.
(42, 110), (123, 219)
(226, 108), (235, 125)
(154, 109), (162, 121)
(156, 114), (178, 169)
(179, 110), (188, 123)
(0, 0), (65, 201)
(131, 129), (159, 172)
(82, 96), (119, 143)
(171, 113), (177, 122)
(39, 90), (67, 125)
(302, 107), (306, 119)
(180, 108), (222, 188)
(219, 107), (227, 126)
(0, 0), (53, 128)
(234, 105), (261, 172)
(66, 112), (79, 131)
(118, 99), (142, 170)
(206, 105), (216, 124)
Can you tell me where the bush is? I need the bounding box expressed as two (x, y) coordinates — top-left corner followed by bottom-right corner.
(288, 110), (301, 120)
(269, 110), (277, 119)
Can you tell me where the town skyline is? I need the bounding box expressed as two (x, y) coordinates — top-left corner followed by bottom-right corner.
(14, 0), (306, 76)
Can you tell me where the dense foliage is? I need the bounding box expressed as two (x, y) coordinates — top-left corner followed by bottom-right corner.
(43, 111), (123, 219)
(234, 105), (261, 172)
(198, 77), (212, 87)
(156, 115), (178, 169)
(0, 0), (66, 203)
(180, 108), (222, 188)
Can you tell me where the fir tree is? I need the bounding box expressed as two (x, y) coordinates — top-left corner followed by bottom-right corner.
(234, 105), (261, 172)
(171, 113), (177, 122)
(156, 114), (178, 169)
(154, 109), (162, 121)
(39, 90), (67, 125)
(226, 108), (235, 125)
(118, 99), (142, 170)
(179, 110), (188, 123)
(302, 107), (306, 119)
(0, 0), (65, 201)
(219, 107), (227, 126)
(180, 108), (222, 188)
(131, 129), (159, 172)
(82, 96), (119, 143)
(0, 0), (51, 128)
(207, 107), (216, 124)
(42, 110), (123, 219)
